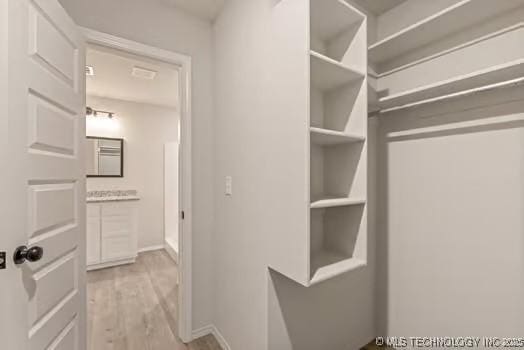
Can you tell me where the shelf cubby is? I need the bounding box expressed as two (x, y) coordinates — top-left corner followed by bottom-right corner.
(310, 66), (366, 135)
(310, 142), (365, 207)
(310, 0), (364, 64)
(310, 51), (364, 91)
(310, 204), (366, 284)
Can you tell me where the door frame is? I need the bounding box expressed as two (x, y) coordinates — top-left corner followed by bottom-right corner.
(81, 28), (193, 343)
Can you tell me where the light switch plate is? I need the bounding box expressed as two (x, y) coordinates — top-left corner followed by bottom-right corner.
(225, 176), (232, 196)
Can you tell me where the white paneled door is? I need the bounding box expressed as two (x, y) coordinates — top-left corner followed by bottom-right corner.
(1, 0), (86, 349)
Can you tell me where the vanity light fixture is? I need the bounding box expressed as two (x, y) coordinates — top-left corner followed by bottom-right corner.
(86, 106), (116, 119)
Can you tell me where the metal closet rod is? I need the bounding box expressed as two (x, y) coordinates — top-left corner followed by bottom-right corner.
(379, 77), (524, 114)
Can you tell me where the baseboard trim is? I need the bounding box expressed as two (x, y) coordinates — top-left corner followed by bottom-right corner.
(164, 241), (179, 263)
(138, 245), (165, 253)
(192, 325), (231, 350)
(87, 257), (136, 271)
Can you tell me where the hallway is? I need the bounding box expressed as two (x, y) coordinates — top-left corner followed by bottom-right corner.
(87, 250), (221, 350)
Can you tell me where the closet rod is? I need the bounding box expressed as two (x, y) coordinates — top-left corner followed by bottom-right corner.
(379, 77), (524, 114)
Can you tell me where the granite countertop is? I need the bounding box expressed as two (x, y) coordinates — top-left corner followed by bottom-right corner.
(87, 190), (140, 203)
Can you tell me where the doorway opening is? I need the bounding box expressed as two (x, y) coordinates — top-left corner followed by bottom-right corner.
(82, 29), (194, 345)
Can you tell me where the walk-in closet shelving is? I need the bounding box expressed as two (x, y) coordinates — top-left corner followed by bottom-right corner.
(379, 59), (524, 110)
(267, 0), (368, 287)
(366, 0), (524, 114)
(308, 0), (368, 285)
(368, 0), (524, 66)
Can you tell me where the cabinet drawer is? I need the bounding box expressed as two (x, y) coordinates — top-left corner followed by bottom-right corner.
(87, 204), (100, 218)
(101, 216), (134, 238)
(102, 204), (133, 217)
(101, 235), (135, 261)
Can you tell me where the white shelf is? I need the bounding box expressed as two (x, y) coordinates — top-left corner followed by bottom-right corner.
(310, 197), (365, 209)
(310, 127), (365, 145)
(368, 0), (524, 64)
(379, 59), (524, 110)
(310, 51), (364, 91)
(310, 0), (364, 42)
(310, 253), (366, 285)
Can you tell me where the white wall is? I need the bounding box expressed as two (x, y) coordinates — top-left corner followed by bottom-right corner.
(59, 0), (216, 329)
(376, 87), (524, 345)
(86, 95), (178, 250)
(213, 1), (375, 349)
(371, 0), (524, 341)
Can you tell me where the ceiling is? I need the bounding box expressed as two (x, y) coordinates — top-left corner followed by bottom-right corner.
(160, 0), (225, 21)
(353, 0), (406, 15)
(86, 44), (179, 109)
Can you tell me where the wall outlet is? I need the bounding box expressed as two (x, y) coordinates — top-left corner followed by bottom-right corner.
(225, 176), (233, 196)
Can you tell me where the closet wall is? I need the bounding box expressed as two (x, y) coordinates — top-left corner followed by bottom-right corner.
(377, 90), (524, 340)
(213, 0), (375, 349)
(357, 0), (524, 341)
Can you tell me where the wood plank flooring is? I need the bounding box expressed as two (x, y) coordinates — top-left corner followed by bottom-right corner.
(361, 341), (395, 350)
(87, 250), (222, 350)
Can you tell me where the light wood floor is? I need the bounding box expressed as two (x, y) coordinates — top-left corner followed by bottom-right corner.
(361, 342), (395, 350)
(87, 250), (222, 350)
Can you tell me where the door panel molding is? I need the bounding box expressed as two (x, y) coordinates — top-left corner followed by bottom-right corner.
(2, 1), (86, 349)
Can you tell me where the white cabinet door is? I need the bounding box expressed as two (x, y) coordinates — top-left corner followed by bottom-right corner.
(101, 235), (135, 261)
(100, 204), (137, 261)
(86, 217), (101, 265)
(0, 0), (86, 349)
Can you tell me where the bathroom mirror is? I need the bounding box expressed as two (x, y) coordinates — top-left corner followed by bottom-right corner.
(86, 136), (124, 177)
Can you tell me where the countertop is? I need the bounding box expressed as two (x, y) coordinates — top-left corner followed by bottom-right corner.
(86, 190), (140, 203)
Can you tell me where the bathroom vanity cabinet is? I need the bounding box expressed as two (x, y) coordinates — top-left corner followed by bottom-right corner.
(86, 199), (138, 270)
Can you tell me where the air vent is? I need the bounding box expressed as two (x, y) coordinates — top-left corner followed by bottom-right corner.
(85, 65), (94, 76)
(131, 66), (157, 80)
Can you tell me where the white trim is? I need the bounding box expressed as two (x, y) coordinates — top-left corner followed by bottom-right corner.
(138, 245), (165, 253)
(81, 27), (194, 343)
(192, 325), (232, 350)
(192, 325), (214, 340)
(87, 257), (136, 271)
(163, 240), (179, 263)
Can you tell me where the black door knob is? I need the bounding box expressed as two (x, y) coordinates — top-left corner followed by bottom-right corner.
(13, 245), (44, 265)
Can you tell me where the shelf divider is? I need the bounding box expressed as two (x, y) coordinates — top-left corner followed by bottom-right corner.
(310, 197), (366, 209)
(310, 127), (365, 145)
(310, 255), (366, 285)
(310, 50), (364, 91)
